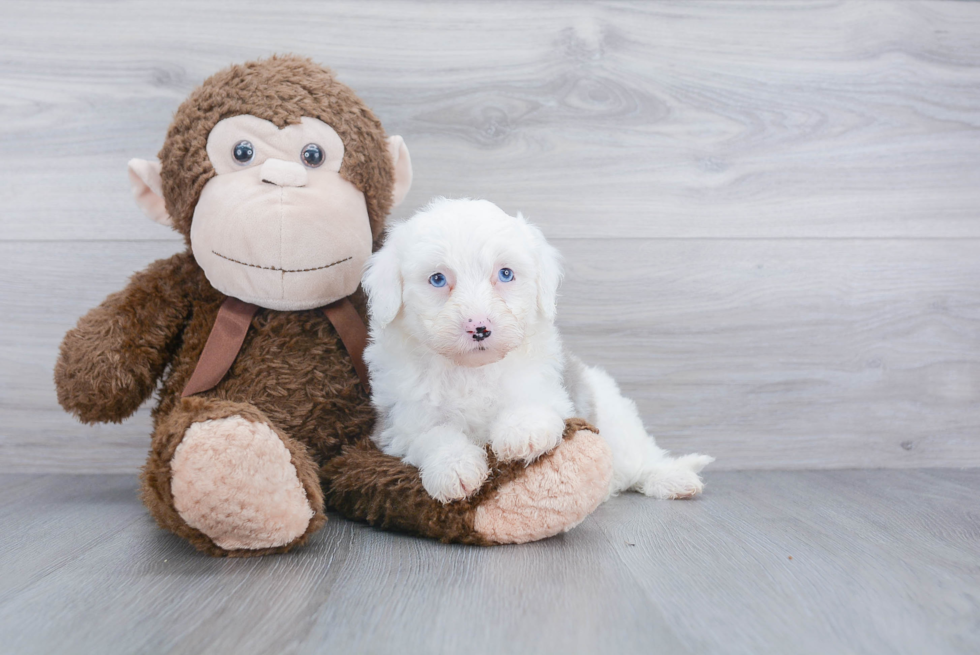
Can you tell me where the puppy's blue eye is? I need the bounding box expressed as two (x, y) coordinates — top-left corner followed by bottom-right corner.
(429, 273), (447, 288)
(498, 268), (515, 283)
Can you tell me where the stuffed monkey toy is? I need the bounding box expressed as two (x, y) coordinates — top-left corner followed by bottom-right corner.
(54, 56), (613, 557)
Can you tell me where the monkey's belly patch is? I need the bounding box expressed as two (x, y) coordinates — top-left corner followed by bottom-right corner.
(211, 250), (352, 273)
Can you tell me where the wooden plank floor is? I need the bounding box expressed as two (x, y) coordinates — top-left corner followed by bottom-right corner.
(1, 470), (977, 655)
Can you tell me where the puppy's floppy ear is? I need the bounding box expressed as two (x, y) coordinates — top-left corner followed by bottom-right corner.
(523, 218), (563, 322)
(362, 239), (403, 328)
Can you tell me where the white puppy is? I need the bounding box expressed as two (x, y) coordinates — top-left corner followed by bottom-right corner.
(362, 198), (713, 503)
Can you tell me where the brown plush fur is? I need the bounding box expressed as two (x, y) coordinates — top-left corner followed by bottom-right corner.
(141, 395), (327, 557)
(56, 246), (366, 555)
(158, 55), (394, 246)
(324, 418), (598, 545)
(54, 55), (603, 556)
(55, 253), (197, 424)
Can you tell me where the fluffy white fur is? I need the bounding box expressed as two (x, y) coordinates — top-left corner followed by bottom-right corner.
(362, 198), (713, 503)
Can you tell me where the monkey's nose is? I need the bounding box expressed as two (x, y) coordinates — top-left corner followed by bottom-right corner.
(260, 159), (308, 187)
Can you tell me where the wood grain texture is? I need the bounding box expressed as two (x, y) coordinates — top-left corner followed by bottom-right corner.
(3, 238), (979, 472)
(1, 0), (979, 472)
(1, 1), (979, 240)
(559, 238), (980, 469)
(0, 471), (977, 654)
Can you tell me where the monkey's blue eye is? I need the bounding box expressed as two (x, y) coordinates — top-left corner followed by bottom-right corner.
(233, 140), (254, 164)
(498, 268), (515, 283)
(302, 143), (324, 168)
(429, 273), (447, 288)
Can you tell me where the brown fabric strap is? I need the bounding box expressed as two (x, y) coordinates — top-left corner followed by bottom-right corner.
(181, 297), (260, 397)
(322, 297), (371, 394)
(181, 295), (370, 398)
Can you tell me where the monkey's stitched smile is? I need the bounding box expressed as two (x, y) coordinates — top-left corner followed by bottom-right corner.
(211, 250), (352, 273)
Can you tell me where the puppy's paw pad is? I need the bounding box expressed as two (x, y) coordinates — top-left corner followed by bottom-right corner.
(490, 408), (565, 463)
(421, 444), (489, 503)
(636, 464), (706, 500)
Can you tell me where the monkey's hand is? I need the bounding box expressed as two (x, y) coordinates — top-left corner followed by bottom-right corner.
(55, 252), (194, 424)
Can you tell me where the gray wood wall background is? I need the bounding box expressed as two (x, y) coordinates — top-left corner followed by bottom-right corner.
(1, 0), (978, 473)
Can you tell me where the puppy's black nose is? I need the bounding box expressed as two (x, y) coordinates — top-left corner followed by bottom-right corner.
(472, 326), (491, 342)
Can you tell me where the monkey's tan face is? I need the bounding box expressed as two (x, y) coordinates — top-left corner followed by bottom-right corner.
(190, 115), (373, 311)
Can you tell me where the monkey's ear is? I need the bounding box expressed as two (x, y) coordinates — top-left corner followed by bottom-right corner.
(127, 159), (173, 228)
(386, 136), (413, 208)
(362, 239), (403, 328)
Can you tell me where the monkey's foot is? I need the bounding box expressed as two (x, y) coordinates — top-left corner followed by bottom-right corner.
(170, 415), (316, 550)
(473, 424), (612, 543)
(323, 419), (612, 545)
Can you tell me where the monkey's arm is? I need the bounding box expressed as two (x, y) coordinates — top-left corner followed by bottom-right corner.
(55, 252), (195, 424)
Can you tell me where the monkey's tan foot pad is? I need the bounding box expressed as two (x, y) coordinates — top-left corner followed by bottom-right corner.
(170, 415), (315, 551)
(474, 427), (613, 544)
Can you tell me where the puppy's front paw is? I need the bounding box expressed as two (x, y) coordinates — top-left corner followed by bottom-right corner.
(490, 407), (565, 464)
(420, 442), (489, 503)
